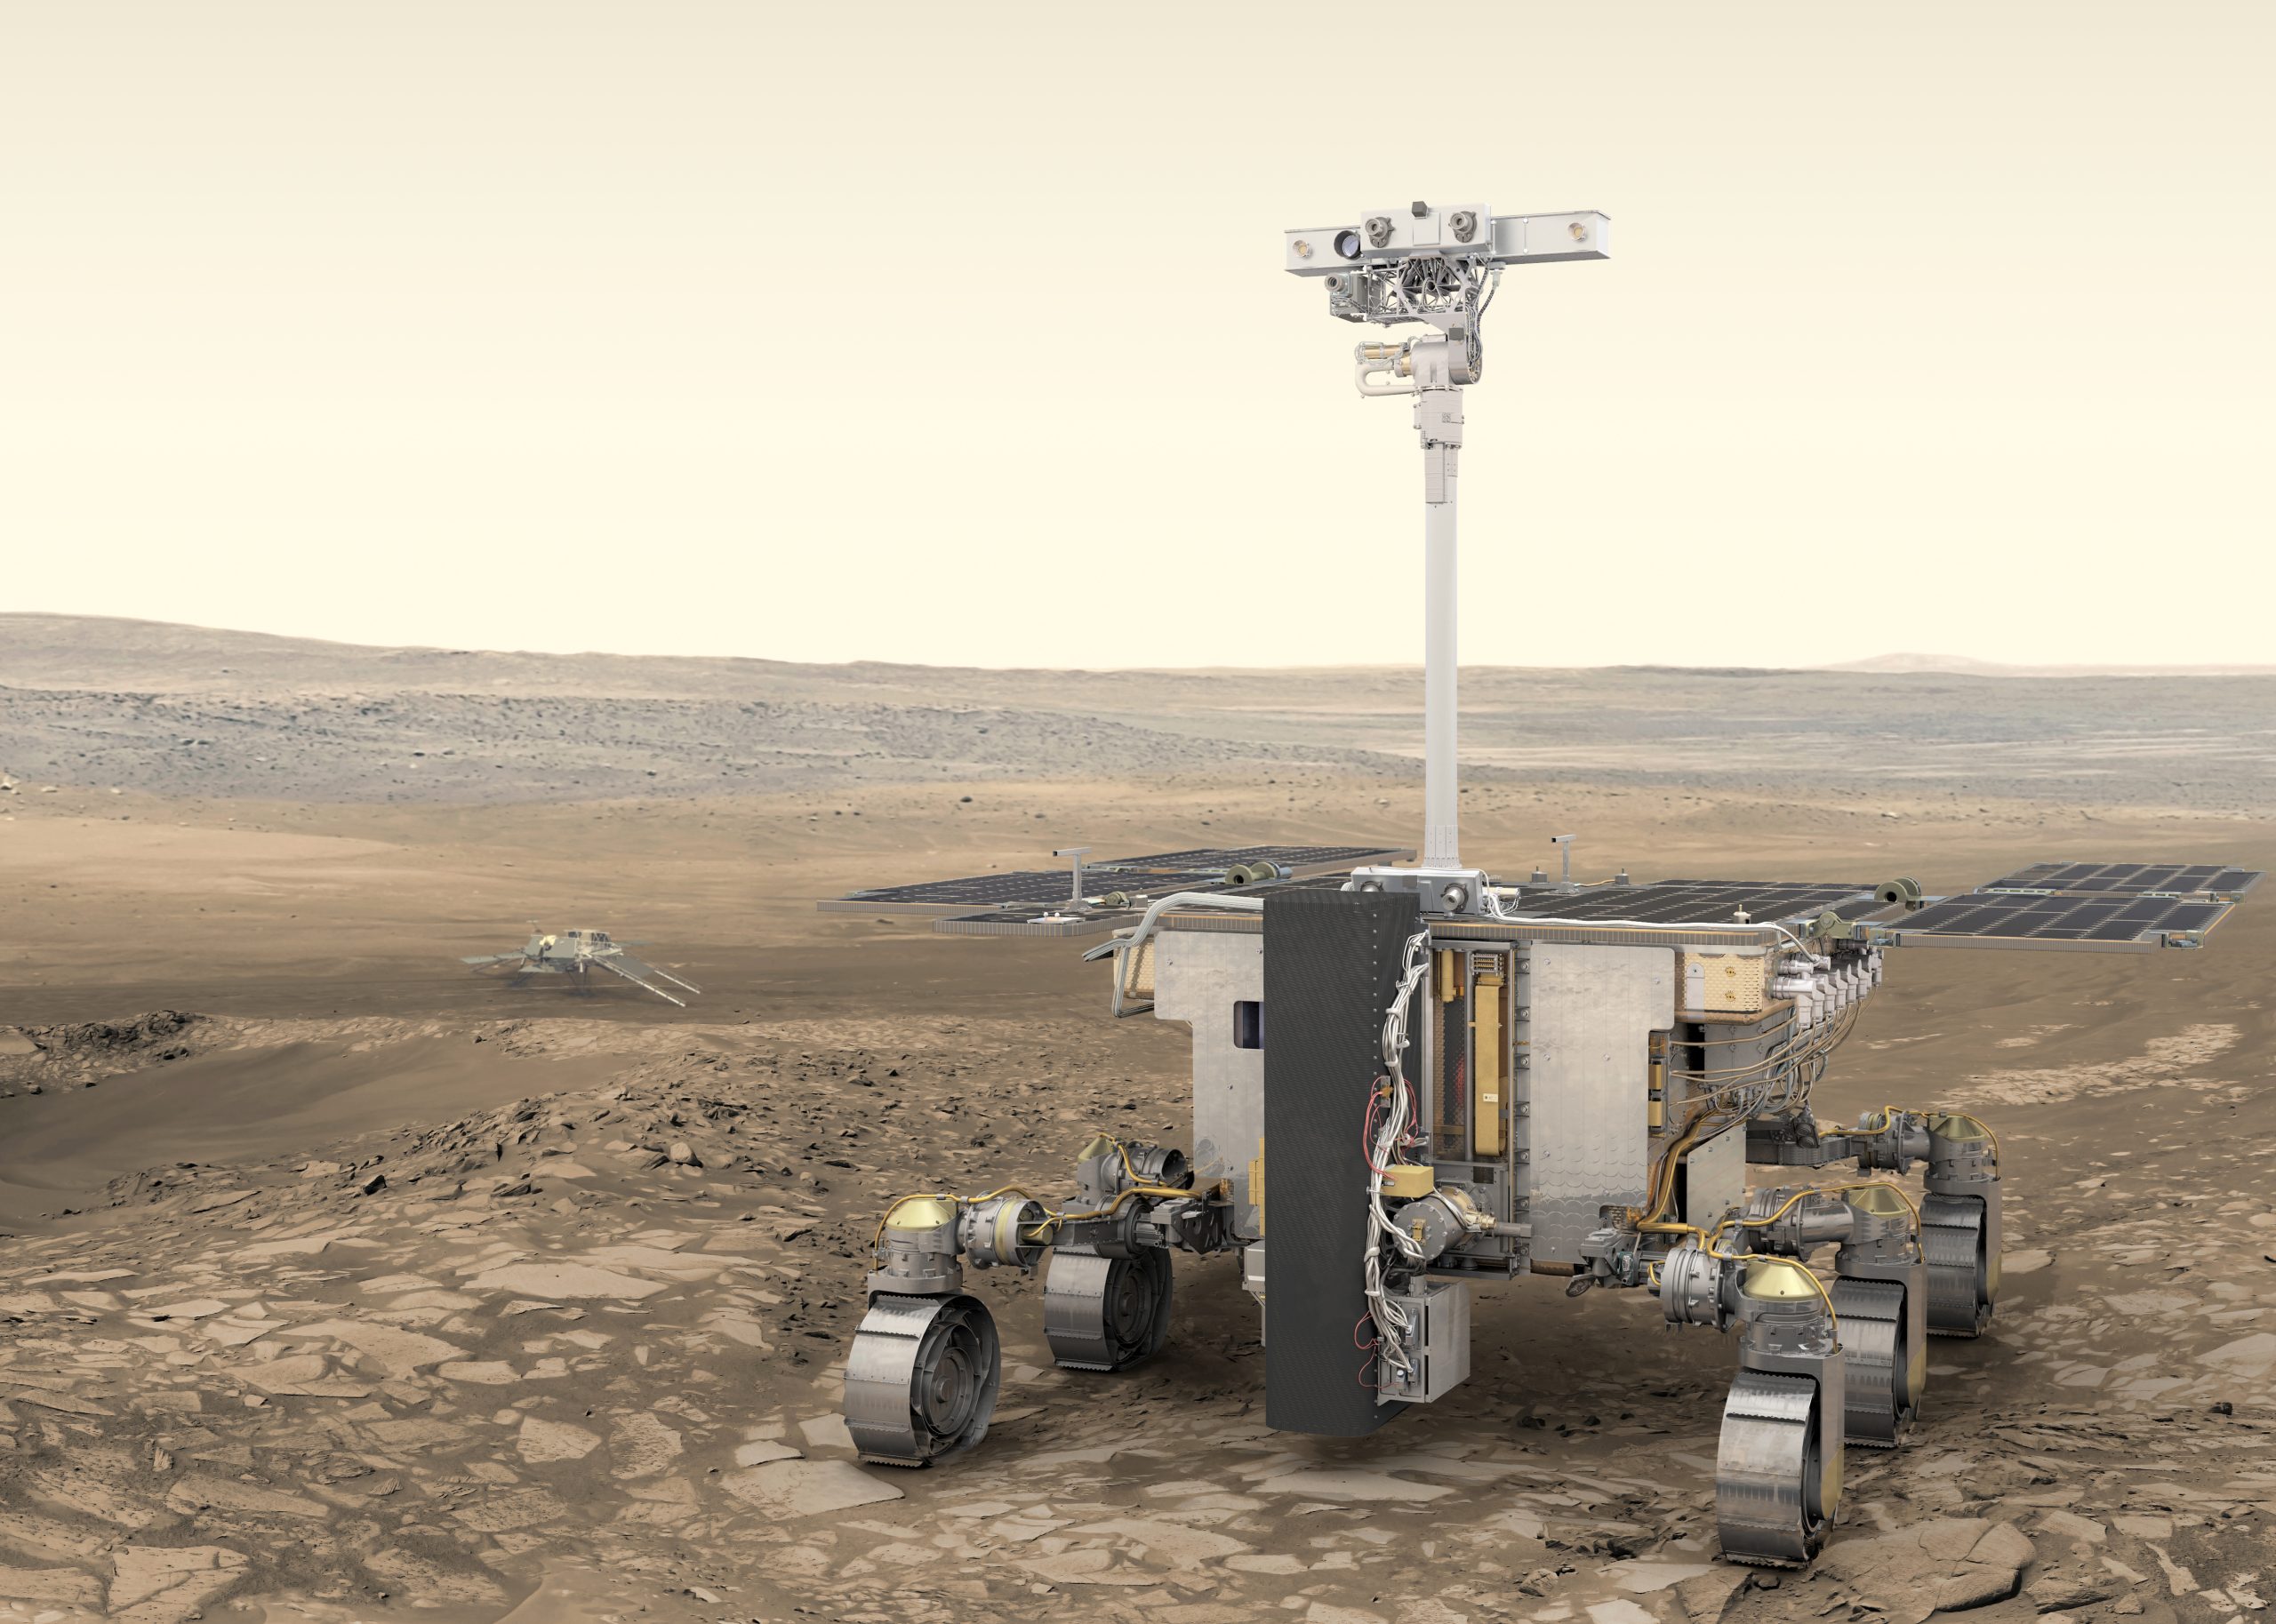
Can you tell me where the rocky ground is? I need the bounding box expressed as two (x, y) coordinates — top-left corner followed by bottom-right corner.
(3, 997), (2271, 1624)
(3, 622), (2272, 1622)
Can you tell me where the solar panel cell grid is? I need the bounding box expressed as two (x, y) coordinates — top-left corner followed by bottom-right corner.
(1097, 844), (1402, 871)
(1979, 861), (2262, 897)
(848, 868), (1230, 907)
(1499, 880), (1874, 926)
(1903, 891), (2228, 942)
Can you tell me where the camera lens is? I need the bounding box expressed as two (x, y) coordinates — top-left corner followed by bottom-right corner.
(1334, 228), (1361, 260)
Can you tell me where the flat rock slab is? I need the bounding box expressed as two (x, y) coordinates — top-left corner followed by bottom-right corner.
(732, 1438), (802, 1467)
(236, 1354), (373, 1398)
(1609, 1560), (1718, 1594)
(612, 1412), (684, 1478)
(2200, 1332), (2276, 1378)
(365, 1417), (473, 1449)
(1817, 1517), (2037, 1620)
(519, 1417), (603, 1462)
(1018, 1548), (1159, 1586)
(284, 1318), (465, 1375)
(1067, 1516), (1251, 1570)
(467, 1262), (667, 1300)
(438, 1360), (522, 1384)
(164, 1476), (328, 1520)
(450, 1487), (573, 1532)
(110, 1544), (250, 1624)
(797, 1412), (854, 1452)
(1246, 1468), (1454, 1503)
(0, 1564), (104, 1606)
(577, 1244), (727, 1280)
(720, 1459), (904, 1517)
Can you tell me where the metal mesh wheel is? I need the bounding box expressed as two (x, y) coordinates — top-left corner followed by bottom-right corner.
(1831, 1277), (1914, 1448)
(1920, 1194), (1993, 1338)
(1716, 1369), (1835, 1566)
(1043, 1248), (1173, 1372)
(843, 1292), (1002, 1467)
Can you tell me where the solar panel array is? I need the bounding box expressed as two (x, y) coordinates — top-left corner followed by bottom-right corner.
(1899, 891), (2229, 944)
(833, 844), (2258, 948)
(1977, 861), (2262, 898)
(840, 868), (1233, 908)
(1094, 844), (1406, 873)
(832, 844), (1410, 911)
(1499, 879), (1877, 926)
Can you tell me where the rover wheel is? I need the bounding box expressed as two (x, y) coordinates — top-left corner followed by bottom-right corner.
(1043, 1247), (1173, 1372)
(1831, 1277), (1915, 1447)
(1716, 1369), (1837, 1567)
(843, 1292), (1001, 1467)
(1920, 1194), (1996, 1338)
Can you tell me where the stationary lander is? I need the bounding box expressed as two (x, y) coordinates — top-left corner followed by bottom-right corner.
(818, 202), (2261, 1566)
(460, 928), (701, 1007)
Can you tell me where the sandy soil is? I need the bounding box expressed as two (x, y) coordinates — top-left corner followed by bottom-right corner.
(2, 630), (2273, 1624)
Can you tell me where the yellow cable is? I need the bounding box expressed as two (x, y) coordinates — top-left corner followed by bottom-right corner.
(870, 1137), (1206, 1256)
(1856, 1105), (2002, 1168)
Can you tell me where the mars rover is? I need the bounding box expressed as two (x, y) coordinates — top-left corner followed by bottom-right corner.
(821, 203), (2260, 1566)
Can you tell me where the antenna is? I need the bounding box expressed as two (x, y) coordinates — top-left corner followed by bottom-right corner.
(1053, 847), (1093, 908)
(1287, 204), (1609, 913)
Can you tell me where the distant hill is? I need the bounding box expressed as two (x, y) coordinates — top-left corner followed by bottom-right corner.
(7, 614), (2270, 689)
(1826, 651), (2276, 677)
(4, 615), (2272, 812)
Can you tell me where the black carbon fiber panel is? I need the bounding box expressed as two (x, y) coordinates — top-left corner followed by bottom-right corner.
(1262, 885), (1420, 1437)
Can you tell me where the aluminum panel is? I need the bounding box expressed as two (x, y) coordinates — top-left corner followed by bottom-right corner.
(1528, 941), (1675, 1263)
(1683, 1124), (1748, 1229)
(1154, 924), (1266, 1238)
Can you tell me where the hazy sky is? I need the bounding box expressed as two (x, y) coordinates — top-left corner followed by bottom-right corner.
(6, 3), (2271, 670)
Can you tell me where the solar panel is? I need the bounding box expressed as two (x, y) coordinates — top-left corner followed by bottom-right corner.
(821, 840), (1411, 917)
(1497, 879), (1878, 927)
(840, 868), (1233, 909)
(1095, 844), (1409, 873)
(1897, 891), (2232, 947)
(1975, 861), (2263, 899)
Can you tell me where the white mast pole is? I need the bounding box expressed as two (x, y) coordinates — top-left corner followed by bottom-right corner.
(1297, 206), (1607, 908)
(1416, 353), (1464, 871)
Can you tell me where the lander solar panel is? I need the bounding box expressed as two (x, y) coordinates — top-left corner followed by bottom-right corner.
(1499, 879), (1879, 926)
(1975, 861), (2263, 899)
